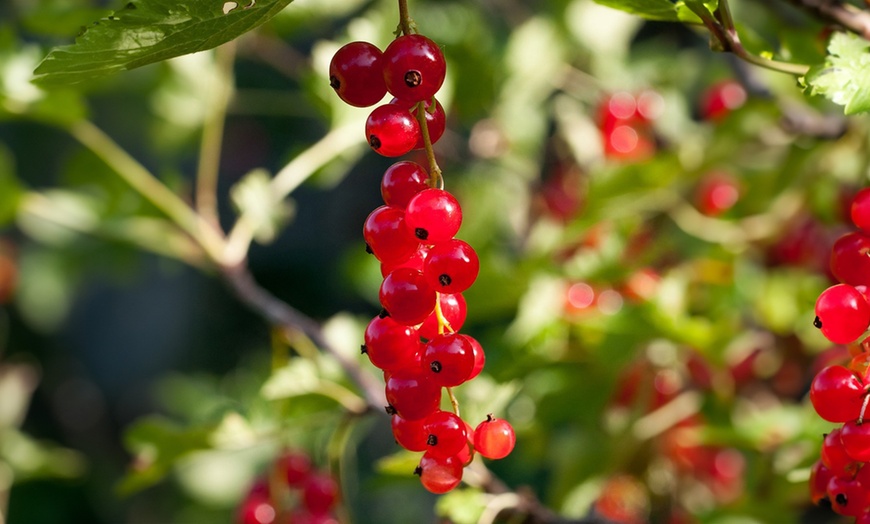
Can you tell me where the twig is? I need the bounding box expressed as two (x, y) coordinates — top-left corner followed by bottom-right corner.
(784, 0), (870, 40)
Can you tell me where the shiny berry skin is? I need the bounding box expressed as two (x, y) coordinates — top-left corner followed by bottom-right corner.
(821, 428), (861, 477)
(831, 232), (870, 287)
(381, 161), (430, 208)
(473, 415), (515, 459)
(423, 410), (468, 459)
(418, 293), (467, 340)
(391, 413), (429, 452)
(380, 245), (429, 278)
(415, 451), (463, 494)
(383, 35), (446, 103)
(365, 104), (421, 157)
(277, 450), (312, 487)
(423, 239), (479, 294)
(809, 365), (866, 423)
(363, 206), (419, 263)
(809, 460), (835, 506)
(466, 336), (485, 381)
(385, 366), (441, 420)
(695, 172), (740, 216)
(814, 283), (870, 344)
(852, 187), (870, 232)
(828, 475), (869, 517)
(329, 41), (388, 107)
(700, 80), (747, 121)
(422, 333), (475, 387)
(841, 420), (870, 463)
(391, 97), (446, 149)
(405, 188), (462, 243)
(302, 472), (339, 514)
(379, 267), (437, 326)
(362, 315), (422, 372)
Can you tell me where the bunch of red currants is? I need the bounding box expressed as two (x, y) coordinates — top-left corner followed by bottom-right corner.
(329, 28), (514, 494)
(808, 188), (870, 519)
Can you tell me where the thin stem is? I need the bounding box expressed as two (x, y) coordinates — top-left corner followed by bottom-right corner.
(397, 0), (415, 35)
(434, 292), (454, 335)
(415, 101), (443, 189)
(447, 387), (460, 417)
(196, 41), (237, 230)
(68, 120), (227, 262)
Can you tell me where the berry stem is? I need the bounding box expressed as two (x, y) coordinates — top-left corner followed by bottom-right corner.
(397, 0), (416, 36)
(861, 392), (870, 425)
(415, 101), (443, 189)
(447, 386), (461, 418)
(434, 292), (454, 335)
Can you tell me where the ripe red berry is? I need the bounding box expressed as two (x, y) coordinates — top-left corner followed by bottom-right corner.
(363, 206), (419, 263)
(821, 428), (861, 477)
(828, 475), (869, 517)
(415, 452), (463, 494)
(809, 460), (835, 506)
(695, 172), (740, 216)
(237, 494), (277, 524)
(405, 188), (462, 243)
(380, 245), (430, 278)
(814, 283), (870, 344)
(383, 34), (446, 103)
(381, 161), (430, 208)
(700, 80), (747, 121)
(831, 232), (870, 287)
(852, 188), (870, 232)
(466, 336), (485, 381)
(391, 413), (429, 451)
(329, 41), (388, 107)
(423, 239), (480, 294)
(302, 472), (340, 514)
(365, 104), (421, 157)
(422, 333), (476, 387)
(391, 97), (446, 149)
(840, 420), (870, 463)
(423, 410), (468, 459)
(385, 366), (441, 420)
(379, 267), (437, 326)
(473, 415), (515, 459)
(809, 365), (866, 423)
(362, 315), (422, 372)
(277, 450), (312, 487)
(418, 292), (467, 340)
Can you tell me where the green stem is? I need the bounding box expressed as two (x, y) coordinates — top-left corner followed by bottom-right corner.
(68, 120), (227, 262)
(196, 42), (237, 230)
(415, 101), (443, 189)
(397, 0), (415, 35)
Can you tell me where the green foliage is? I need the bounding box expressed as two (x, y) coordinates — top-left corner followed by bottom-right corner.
(804, 31), (870, 115)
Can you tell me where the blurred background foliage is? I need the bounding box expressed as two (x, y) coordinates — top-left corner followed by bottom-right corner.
(0, 0), (866, 522)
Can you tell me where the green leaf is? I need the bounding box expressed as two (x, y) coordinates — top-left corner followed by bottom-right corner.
(33, 0), (295, 86)
(803, 32), (870, 115)
(230, 168), (294, 245)
(593, 0), (707, 22)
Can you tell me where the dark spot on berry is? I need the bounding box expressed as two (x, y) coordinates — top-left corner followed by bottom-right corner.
(430, 361), (442, 373)
(379, 309), (390, 319)
(438, 274), (451, 287)
(385, 405), (397, 415)
(427, 434), (437, 446)
(415, 228), (429, 240)
(360, 345), (368, 354)
(329, 75), (340, 90)
(836, 493), (848, 506)
(404, 70), (422, 88)
(814, 316), (823, 329)
(413, 465), (423, 476)
(369, 135), (381, 150)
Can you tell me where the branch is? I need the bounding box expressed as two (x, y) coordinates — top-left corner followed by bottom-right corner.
(784, 0), (870, 40)
(220, 262), (387, 412)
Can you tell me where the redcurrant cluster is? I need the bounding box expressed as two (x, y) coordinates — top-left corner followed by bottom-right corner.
(597, 90), (661, 161)
(329, 26), (515, 493)
(237, 451), (340, 524)
(814, 188), (870, 345)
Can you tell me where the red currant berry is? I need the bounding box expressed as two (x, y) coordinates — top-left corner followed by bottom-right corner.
(381, 161), (430, 208)
(329, 41), (387, 107)
(418, 293), (467, 340)
(391, 413), (429, 452)
(385, 366), (441, 420)
(405, 188), (462, 243)
(828, 475), (869, 517)
(423, 239), (480, 294)
(423, 410), (468, 459)
(363, 206), (419, 263)
(302, 472), (339, 514)
(831, 232), (870, 287)
(383, 35), (446, 103)
(473, 414), (516, 459)
(415, 451), (463, 494)
(852, 188), (870, 232)
(380, 245), (429, 278)
(237, 494), (277, 524)
(695, 172), (740, 217)
(276, 450), (312, 487)
(467, 335), (485, 381)
(814, 283), (870, 344)
(365, 104), (421, 157)
(362, 315), (422, 372)
(821, 428), (861, 477)
(379, 267), (437, 326)
(841, 420), (870, 463)
(809, 460), (834, 506)
(391, 97), (446, 149)
(422, 333), (475, 387)
(700, 80), (747, 121)
(810, 365), (866, 423)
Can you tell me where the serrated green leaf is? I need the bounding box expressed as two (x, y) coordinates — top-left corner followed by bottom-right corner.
(592, 0), (682, 21)
(230, 168), (294, 244)
(260, 359), (320, 400)
(33, 0), (295, 86)
(803, 32), (870, 115)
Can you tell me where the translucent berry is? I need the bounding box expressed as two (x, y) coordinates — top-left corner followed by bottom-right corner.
(383, 35), (446, 103)
(381, 161), (430, 208)
(363, 206), (419, 263)
(329, 41), (388, 107)
(379, 267), (437, 326)
(391, 413), (429, 452)
(418, 293), (467, 340)
(809, 365), (865, 423)
(466, 335), (485, 381)
(822, 428), (861, 477)
(385, 366), (441, 420)
(852, 188), (870, 232)
(809, 460), (834, 506)
(831, 232), (870, 287)
(380, 245), (429, 278)
(362, 315), (422, 372)
(423, 239), (480, 294)
(841, 420), (870, 463)
(828, 475), (869, 517)
(473, 414), (516, 459)
(415, 451), (463, 494)
(405, 188), (462, 243)
(391, 97), (446, 149)
(365, 104), (421, 157)
(302, 472), (339, 514)
(814, 283), (870, 344)
(422, 333), (475, 387)
(423, 410), (468, 459)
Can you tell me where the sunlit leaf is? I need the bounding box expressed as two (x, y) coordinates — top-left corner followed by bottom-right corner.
(803, 32), (870, 115)
(230, 168), (294, 245)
